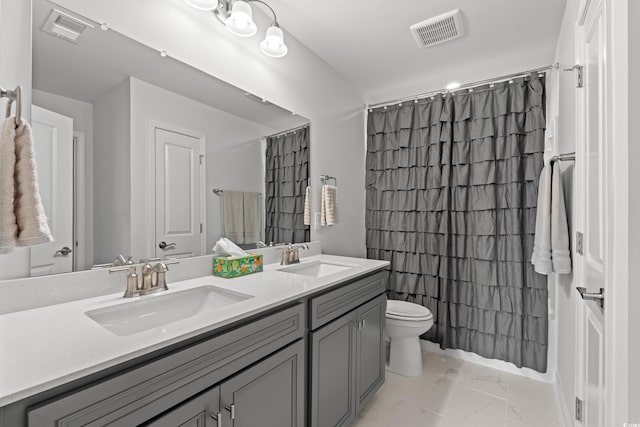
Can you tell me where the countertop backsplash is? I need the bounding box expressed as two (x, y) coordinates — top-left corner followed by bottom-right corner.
(0, 241), (322, 315)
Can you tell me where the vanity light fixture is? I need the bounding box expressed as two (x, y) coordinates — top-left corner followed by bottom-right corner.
(185, 0), (288, 58)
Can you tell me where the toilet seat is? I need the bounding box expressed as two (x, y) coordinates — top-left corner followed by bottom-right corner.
(386, 300), (433, 322)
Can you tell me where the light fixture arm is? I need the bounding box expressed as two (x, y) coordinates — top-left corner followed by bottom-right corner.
(212, 0), (279, 27)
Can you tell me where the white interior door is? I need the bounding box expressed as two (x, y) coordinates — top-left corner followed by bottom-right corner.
(30, 105), (74, 276)
(575, 1), (608, 425)
(154, 127), (204, 259)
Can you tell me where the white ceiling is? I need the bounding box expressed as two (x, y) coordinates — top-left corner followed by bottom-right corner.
(267, 0), (567, 104)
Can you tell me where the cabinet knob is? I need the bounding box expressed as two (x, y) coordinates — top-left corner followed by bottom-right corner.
(210, 412), (222, 426)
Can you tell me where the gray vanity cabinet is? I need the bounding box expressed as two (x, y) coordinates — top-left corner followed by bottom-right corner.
(309, 310), (358, 427)
(355, 294), (386, 414)
(145, 386), (220, 427)
(308, 272), (387, 427)
(147, 340), (304, 427)
(219, 339), (305, 427)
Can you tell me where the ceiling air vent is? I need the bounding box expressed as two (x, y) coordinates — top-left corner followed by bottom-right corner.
(41, 9), (94, 43)
(410, 9), (464, 48)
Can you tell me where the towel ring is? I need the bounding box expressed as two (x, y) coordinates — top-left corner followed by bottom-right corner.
(1, 85), (21, 125)
(320, 174), (337, 186)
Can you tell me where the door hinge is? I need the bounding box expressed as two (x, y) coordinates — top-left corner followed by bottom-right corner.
(563, 64), (584, 88)
(575, 397), (583, 422)
(200, 223), (203, 233)
(199, 154), (204, 165)
(576, 231), (584, 255)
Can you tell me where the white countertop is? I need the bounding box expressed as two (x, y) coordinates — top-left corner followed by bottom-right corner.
(0, 254), (388, 406)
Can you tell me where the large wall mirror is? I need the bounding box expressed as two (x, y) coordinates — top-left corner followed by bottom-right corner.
(0, 0), (310, 280)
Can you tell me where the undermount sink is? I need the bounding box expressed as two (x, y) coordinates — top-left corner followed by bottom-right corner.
(278, 261), (356, 278)
(85, 286), (253, 336)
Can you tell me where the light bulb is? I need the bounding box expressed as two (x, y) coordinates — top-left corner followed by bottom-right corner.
(260, 25), (288, 58)
(226, 1), (257, 37)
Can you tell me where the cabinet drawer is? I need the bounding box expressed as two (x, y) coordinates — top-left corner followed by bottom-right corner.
(28, 303), (305, 427)
(309, 271), (386, 330)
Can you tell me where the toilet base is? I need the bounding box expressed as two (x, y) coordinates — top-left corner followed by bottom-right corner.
(387, 336), (422, 377)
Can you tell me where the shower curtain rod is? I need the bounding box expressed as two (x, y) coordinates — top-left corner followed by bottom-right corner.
(366, 63), (559, 110)
(266, 123), (310, 139)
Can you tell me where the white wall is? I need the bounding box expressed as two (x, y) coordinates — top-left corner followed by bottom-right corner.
(0, 0), (32, 280)
(32, 89), (95, 270)
(92, 79), (131, 264)
(128, 77), (275, 260)
(627, 0), (639, 421)
(51, 0), (367, 257)
(546, 0), (579, 419)
(208, 138), (264, 250)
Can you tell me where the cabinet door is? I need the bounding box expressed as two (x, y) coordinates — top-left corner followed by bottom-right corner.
(355, 294), (387, 414)
(310, 311), (358, 427)
(220, 340), (305, 427)
(145, 386), (220, 427)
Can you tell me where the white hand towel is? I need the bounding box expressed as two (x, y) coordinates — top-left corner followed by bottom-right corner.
(550, 162), (571, 273)
(223, 191), (245, 244)
(243, 192), (261, 244)
(0, 118), (18, 253)
(304, 186), (311, 226)
(13, 118), (53, 247)
(321, 184), (338, 226)
(531, 163), (552, 274)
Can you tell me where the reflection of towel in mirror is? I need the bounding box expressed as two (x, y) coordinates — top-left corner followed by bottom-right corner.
(0, 117), (52, 253)
(243, 192), (261, 244)
(321, 185), (338, 226)
(223, 191), (245, 244)
(304, 186), (311, 226)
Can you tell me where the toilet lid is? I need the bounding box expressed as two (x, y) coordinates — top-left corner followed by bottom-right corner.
(386, 300), (432, 321)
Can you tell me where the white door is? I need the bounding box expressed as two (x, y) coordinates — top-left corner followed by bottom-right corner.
(154, 127), (204, 259)
(575, 0), (609, 425)
(29, 105), (74, 276)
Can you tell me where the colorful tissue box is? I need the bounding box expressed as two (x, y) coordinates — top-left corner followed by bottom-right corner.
(213, 254), (263, 278)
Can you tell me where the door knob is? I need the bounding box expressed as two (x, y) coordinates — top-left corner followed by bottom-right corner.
(576, 287), (604, 309)
(55, 246), (72, 256)
(158, 241), (176, 250)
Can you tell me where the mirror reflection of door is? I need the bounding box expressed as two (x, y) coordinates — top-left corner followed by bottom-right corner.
(30, 105), (73, 276)
(154, 126), (205, 260)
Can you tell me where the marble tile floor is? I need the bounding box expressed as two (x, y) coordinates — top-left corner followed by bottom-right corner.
(353, 350), (562, 427)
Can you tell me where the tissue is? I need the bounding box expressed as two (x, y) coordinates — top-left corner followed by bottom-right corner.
(213, 237), (248, 257)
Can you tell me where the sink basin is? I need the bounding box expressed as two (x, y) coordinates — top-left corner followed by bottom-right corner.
(85, 286), (253, 336)
(278, 261), (356, 278)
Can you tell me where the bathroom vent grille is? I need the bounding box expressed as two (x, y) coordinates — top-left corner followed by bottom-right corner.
(41, 9), (94, 43)
(410, 9), (464, 48)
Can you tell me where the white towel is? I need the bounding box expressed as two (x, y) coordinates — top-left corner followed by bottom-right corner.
(0, 118), (18, 253)
(321, 184), (338, 226)
(531, 162), (571, 274)
(550, 162), (571, 273)
(0, 117), (52, 253)
(243, 192), (261, 244)
(223, 191), (245, 244)
(304, 186), (311, 226)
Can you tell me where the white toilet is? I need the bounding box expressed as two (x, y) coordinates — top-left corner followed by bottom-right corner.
(385, 300), (434, 377)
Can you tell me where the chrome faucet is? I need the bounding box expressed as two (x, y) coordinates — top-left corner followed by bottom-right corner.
(278, 243), (310, 265)
(110, 260), (178, 298)
(140, 261), (170, 295)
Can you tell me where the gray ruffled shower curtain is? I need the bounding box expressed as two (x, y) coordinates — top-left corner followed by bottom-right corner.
(366, 76), (548, 372)
(265, 126), (310, 244)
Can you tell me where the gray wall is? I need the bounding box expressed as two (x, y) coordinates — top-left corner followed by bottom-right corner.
(92, 79), (131, 264)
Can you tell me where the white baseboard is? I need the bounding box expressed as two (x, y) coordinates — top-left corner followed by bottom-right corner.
(419, 340), (555, 383)
(554, 370), (573, 427)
